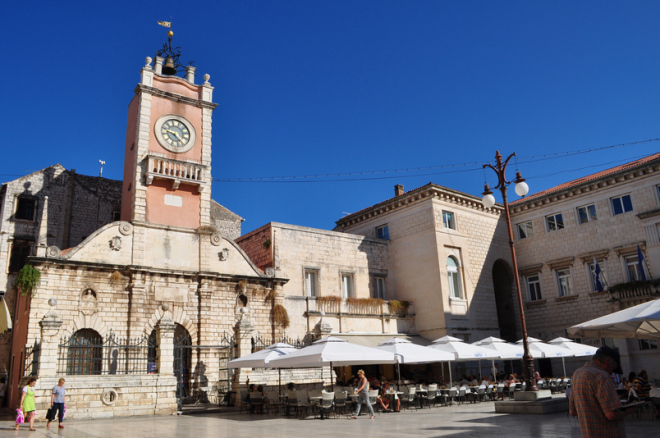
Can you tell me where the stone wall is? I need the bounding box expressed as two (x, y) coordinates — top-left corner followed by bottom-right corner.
(32, 375), (177, 419)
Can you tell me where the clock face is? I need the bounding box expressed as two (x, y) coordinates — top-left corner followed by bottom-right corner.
(160, 119), (190, 149)
(154, 115), (196, 153)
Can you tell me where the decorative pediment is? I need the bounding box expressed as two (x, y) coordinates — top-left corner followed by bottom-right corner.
(547, 256), (574, 270)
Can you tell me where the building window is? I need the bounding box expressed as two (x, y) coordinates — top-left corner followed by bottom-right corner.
(624, 255), (643, 281)
(546, 213), (564, 232)
(375, 225), (389, 240)
(611, 194), (633, 215)
(639, 339), (658, 350)
(556, 269), (572, 297)
(304, 269), (318, 297)
(577, 204), (597, 224)
(66, 329), (103, 375)
(517, 221), (534, 239)
(112, 210), (121, 221)
(15, 197), (36, 221)
(447, 256), (462, 298)
(341, 273), (354, 299)
(588, 261), (607, 291)
(9, 239), (32, 273)
(657, 185), (660, 203)
(373, 276), (386, 299)
(442, 211), (456, 230)
(527, 275), (542, 301)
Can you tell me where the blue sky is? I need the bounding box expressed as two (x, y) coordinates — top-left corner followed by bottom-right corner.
(3, 1), (660, 234)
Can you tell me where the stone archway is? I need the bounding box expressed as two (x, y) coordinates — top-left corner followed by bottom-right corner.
(492, 259), (517, 342)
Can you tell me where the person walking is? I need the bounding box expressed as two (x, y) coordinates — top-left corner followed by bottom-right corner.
(351, 369), (375, 419)
(16, 377), (37, 431)
(569, 347), (635, 438)
(47, 378), (66, 429)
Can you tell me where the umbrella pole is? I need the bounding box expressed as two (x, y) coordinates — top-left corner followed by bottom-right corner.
(448, 361), (453, 386)
(562, 357), (566, 378)
(331, 362), (334, 390)
(492, 359), (495, 381)
(397, 362), (401, 390)
(279, 369), (282, 396)
(479, 360), (482, 378)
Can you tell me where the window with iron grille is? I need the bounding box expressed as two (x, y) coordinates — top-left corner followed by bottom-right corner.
(66, 329), (103, 375)
(9, 240), (32, 273)
(15, 197), (36, 221)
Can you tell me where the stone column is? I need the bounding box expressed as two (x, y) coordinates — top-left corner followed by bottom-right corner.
(232, 311), (254, 396)
(156, 316), (176, 376)
(38, 299), (63, 377)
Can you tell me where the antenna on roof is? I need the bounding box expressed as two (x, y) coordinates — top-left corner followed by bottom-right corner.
(99, 160), (106, 177)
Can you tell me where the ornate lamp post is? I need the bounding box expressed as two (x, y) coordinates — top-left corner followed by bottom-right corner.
(482, 151), (538, 392)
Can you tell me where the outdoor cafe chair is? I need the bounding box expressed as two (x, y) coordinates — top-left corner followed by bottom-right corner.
(508, 384), (517, 399)
(421, 388), (437, 408)
(496, 384), (505, 400)
(334, 391), (349, 416)
(317, 392), (335, 419)
(368, 389), (380, 415)
(249, 391), (265, 414)
(403, 387), (417, 411)
(457, 388), (467, 405)
(239, 388), (250, 414)
(286, 390), (300, 416)
(296, 390), (312, 418)
(447, 388), (457, 406)
(485, 386), (493, 401)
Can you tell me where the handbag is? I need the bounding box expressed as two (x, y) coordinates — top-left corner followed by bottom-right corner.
(46, 407), (56, 421)
(16, 409), (24, 424)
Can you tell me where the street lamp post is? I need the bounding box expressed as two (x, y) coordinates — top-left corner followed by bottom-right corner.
(482, 151), (538, 392)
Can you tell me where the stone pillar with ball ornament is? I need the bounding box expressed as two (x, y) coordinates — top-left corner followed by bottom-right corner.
(38, 298), (63, 377)
(156, 304), (176, 376)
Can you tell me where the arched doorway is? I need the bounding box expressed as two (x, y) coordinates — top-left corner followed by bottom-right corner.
(173, 324), (192, 399)
(492, 259), (517, 342)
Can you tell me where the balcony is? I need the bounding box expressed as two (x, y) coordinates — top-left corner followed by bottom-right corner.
(607, 279), (660, 303)
(145, 154), (206, 192)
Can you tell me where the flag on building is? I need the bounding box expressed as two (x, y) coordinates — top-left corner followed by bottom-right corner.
(158, 21), (171, 28)
(593, 257), (605, 292)
(637, 245), (647, 281)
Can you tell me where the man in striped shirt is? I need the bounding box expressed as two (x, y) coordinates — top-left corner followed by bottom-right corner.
(569, 347), (635, 437)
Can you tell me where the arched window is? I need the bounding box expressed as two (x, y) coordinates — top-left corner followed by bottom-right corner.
(66, 329), (102, 375)
(447, 256), (462, 299)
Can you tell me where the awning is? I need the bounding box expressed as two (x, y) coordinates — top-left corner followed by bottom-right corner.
(0, 298), (12, 336)
(332, 333), (430, 348)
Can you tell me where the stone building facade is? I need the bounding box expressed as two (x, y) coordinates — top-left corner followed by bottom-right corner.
(237, 222), (414, 342)
(335, 184), (515, 343)
(2, 53), (282, 419)
(509, 152), (660, 378)
(0, 166), (122, 385)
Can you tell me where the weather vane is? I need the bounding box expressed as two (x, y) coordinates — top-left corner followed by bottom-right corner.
(155, 20), (195, 76)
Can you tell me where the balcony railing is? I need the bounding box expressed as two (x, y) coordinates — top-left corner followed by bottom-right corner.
(607, 279), (660, 302)
(145, 155), (206, 192)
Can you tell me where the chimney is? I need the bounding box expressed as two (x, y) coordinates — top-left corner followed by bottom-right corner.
(394, 184), (404, 197)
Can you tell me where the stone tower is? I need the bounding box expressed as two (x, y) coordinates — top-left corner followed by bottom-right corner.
(120, 40), (217, 229)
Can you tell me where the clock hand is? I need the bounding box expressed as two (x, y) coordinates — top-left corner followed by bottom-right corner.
(166, 129), (184, 142)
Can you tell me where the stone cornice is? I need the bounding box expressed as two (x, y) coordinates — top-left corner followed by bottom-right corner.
(134, 84), (218, 110)
(336, 183), (502, 229)
(510, 160), (660, 214)
(578, 249), (610, 263)
(637, 208), (660, 220)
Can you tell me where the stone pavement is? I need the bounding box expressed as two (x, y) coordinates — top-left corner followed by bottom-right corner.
(0, 402), (656, 438)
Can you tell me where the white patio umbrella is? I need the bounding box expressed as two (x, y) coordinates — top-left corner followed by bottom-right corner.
(473, 336), (524, 380)
(516, 337), (573, 359)
(548, 337), (598, 377)
(374, 338), (455, 386)
(227, 343), (299, 394)
(428, 336), (500, 384)
(268, 336), (397, 388)
(567, 299), (660, 339)
(227, 343), (298, 369)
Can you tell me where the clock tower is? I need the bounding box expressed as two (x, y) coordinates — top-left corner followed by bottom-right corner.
(121, 34), (217, 229)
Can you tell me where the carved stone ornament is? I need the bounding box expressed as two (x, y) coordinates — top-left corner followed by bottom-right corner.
(109, 236), (122, 251)
(219, 248), (229, 261)
(79, 289), (98, 316)
(118, 222), (133, 236)
(46, 246), (61, 257)
(210, 233), (222, 246)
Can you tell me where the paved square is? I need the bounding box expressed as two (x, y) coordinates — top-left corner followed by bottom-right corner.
(0, 401), (657, 437)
